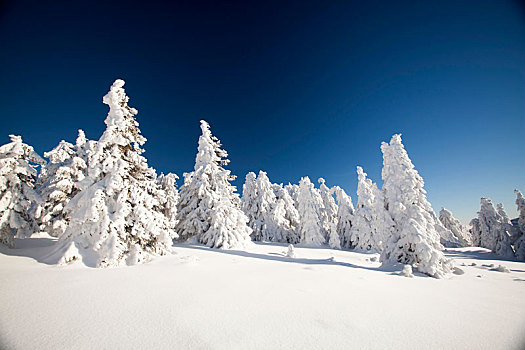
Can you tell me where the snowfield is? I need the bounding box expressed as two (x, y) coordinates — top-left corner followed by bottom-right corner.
(1, 234), (524, 350)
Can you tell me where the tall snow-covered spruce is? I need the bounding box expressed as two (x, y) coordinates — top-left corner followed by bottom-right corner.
(35, 136), (87, 237)
(272, 182), (300, 243)
(318, 178), (340, 249)
(350, 166), (392, 251)
(380, 134), (451, 278)
(0, 135), (45, 247)
(333, 186), (354, 248)
(297, 176), (325, 246)
(49, 79), (174, 267)
(438, 207), (472, 247)
(241, 171), (277, 241)
(476, 198), (515, 259)
(514, 190), (525, 260)
(176, 120), (252, 249)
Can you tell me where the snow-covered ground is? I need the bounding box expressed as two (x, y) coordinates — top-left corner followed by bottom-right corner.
(1, 234), (524, 350)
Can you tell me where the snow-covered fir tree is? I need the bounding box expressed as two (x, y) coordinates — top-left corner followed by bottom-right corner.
(157, 172), (179, 240)
(380, 134), (451, 278)
(297, 176), (325, 246)
(0, 135), (45, 247)
(497, 203), (511, 225)
(514, 190), (525, 260)
(332, 186), (354, 248)
(50, 79), (173, 267)
(438, 207), (472, 247)
(285, 183), (300, 207)
(272, 183), (300, 243)
(176, 120), (252, 249)
(350, 166), (392, 251)
(477, 198), (515, 258)
(36, 139), (86, 237)
(515, 190), (525, 235)
(469, 218), (481, 247)
(74, 129), (97, 169)
(318, 178), (340, 248)
(251, 171), (278, 241)
(241, 172), (259, 238)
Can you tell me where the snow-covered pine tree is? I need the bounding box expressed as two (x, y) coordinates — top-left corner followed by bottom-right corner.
(438, 207), (472, 247)
(74, 129), (97, 169)
(318, 178), (340, 248)
(477, 198), (515, 258)
(297, 176), (325, 246)
(332, 186), (354, 248)
(495, 202), (521, 241)
(241, 172), (259, 238)
(380, 134), (451, 278)
(478, 198), (503, 251)
(497, 203), (511, 225)
(254, 171), (278, 241)
(285, 183), (300, 207)
(469, 218), (481, 247)
(176, 120), (252, 249)
(0, 135), (45, 247)
(272, 183), (300, 243)
(50, 79), (173, 267)
(515, 190), (525, 235)
(514, 190), (525, 260)
(349, 166), (390, 251)
(36, 139), (86, 237)
(157, 172), (179, 240)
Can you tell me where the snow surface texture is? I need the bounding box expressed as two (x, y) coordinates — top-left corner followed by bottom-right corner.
(1, 236), (525, 350)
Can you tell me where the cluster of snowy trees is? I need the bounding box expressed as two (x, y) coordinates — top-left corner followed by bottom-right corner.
(0, 79), (523, 277)
(467, 191), (525, 260)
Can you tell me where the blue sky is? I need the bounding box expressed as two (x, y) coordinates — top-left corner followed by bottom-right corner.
(0, 0), (523, 223)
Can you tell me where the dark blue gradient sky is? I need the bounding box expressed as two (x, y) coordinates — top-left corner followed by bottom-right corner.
(1, 0), (524, 223)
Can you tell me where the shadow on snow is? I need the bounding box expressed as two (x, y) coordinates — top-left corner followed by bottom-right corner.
(173, 242), (401, 275)
(0, 236), (59, 266)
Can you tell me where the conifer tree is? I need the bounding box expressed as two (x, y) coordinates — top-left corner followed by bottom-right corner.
(380, 134), (451, 278)
(333, 186), (354, 248)
(254, 171), (278, 241)
(36, 139), (86, 237)
(514, 190), (525, 260)
(157, 172), (179, 239)
(438, 207), (472, 247)
(350, 166), (392, 251)
(272, 183), (301, 243)
(497, 203), (511, 225)
(515, 190), (525, 234)
(469, 218), (481, 247)
(318, 178), (340, 248)
(241, 172), (259, 238)
(50, 79), (173, 267)
(297, 176), (325, 246)
(176, 120), (252, 249)
(477, 198), (515, 258)
(0, 135), (45, 247)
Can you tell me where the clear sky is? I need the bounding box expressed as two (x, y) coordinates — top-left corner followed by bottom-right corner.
(0, 0), (524, 224)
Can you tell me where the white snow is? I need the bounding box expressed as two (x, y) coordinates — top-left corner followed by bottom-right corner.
(1, 235), (524, 350)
